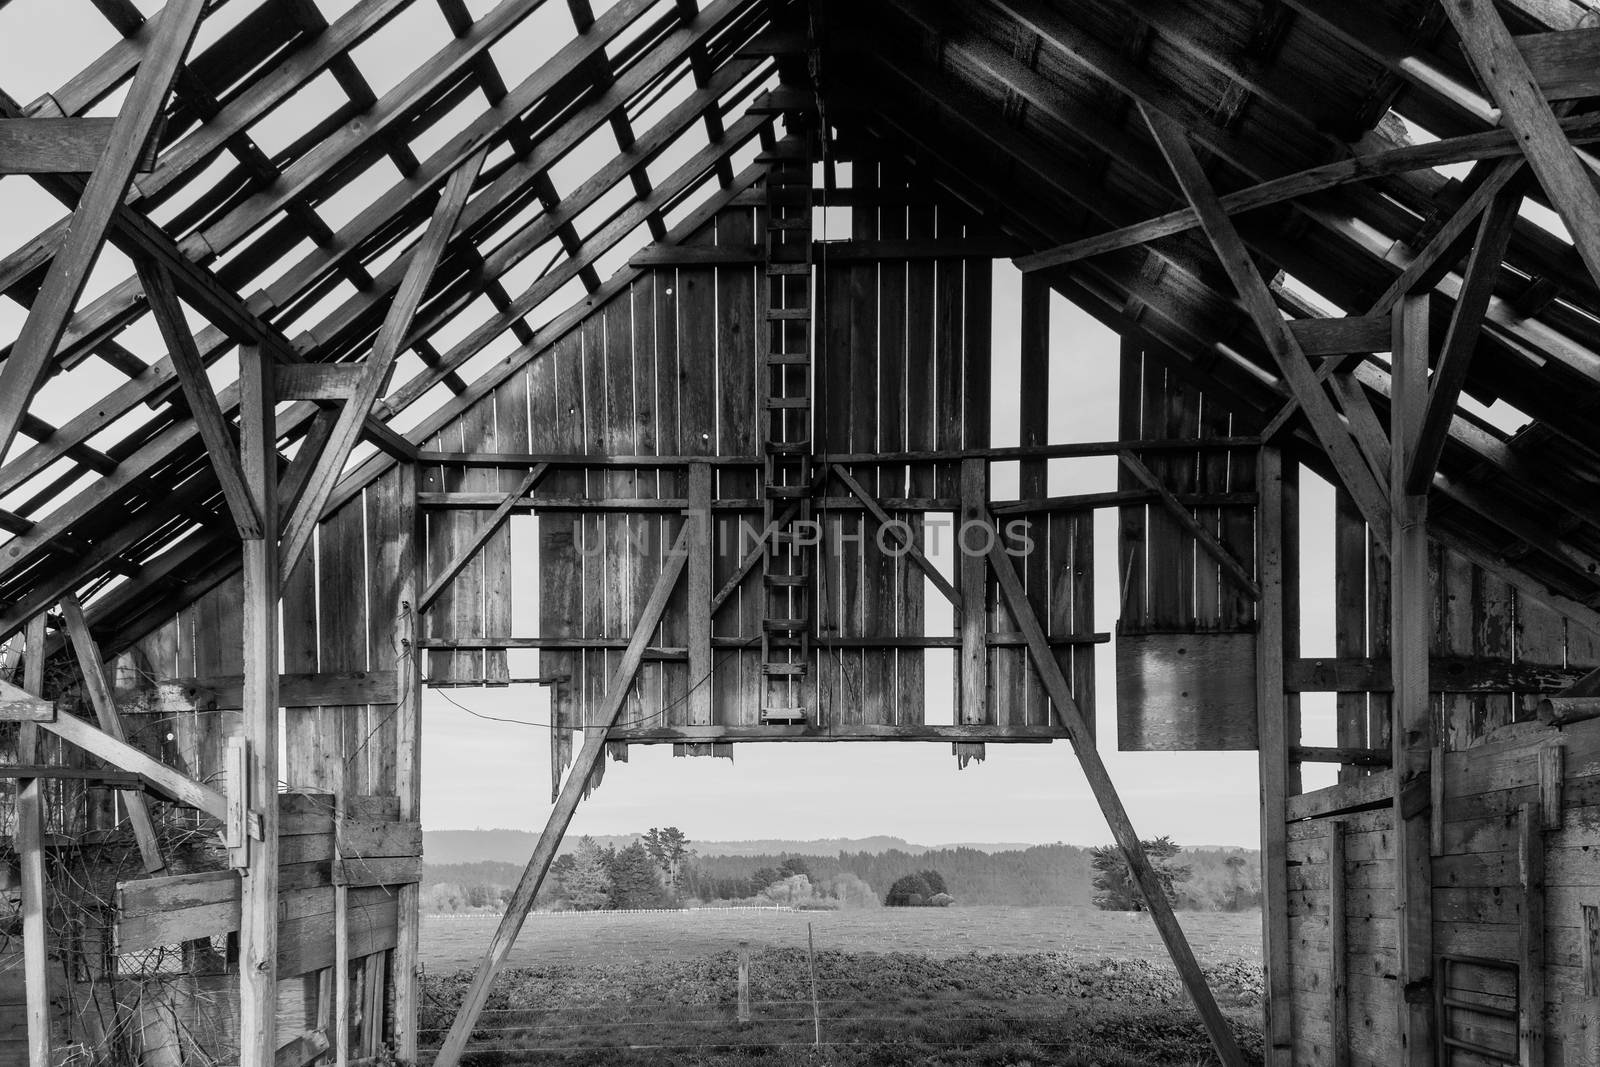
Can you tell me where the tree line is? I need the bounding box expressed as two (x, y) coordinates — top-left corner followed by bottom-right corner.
(422, 836), (1260, 913)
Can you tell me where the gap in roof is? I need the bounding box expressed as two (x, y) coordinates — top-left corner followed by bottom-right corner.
(146, 150), (236, 232)
(494, 235), (561, 297)
(349, 1), (454, 99)
(488, 2), (580, 90)
(1519, 198), (1575, 245)
(316, 156), (405, 233)
(189, 0), (261, 57)
(1389, 110), (1474, 182)
(0, 1), (122, 105)
(407, 94), (485, 163)
(249, 70), (348, 159)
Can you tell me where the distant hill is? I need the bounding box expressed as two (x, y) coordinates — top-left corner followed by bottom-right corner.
(423, 830), (1042, 865)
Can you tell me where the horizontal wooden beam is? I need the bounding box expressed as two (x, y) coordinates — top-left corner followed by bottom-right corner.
(0, 117), (160, 174)
(275, 363), (367, 401)
(121, 671), (400, 713)
(1286, 656), (1585, 693)
(1284, 771), (1395, 821)
(418, 633), (1110, 651)
(1287, 315), (1391, 358)
(606, 724), (1071, 744)
(631, 237), (1025, 266)
(1291, 745), (1391, 766)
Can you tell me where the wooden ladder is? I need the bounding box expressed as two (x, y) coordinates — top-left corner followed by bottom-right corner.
(757, 127), (814, 726)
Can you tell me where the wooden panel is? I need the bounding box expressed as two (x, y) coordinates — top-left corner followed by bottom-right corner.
(1117, 631), (1257, 750)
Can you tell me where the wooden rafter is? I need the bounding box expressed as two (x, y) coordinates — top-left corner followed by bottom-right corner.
(0, 0), (205, 465)
(136, 258), (263, 539)
(0, 116), (161, 174)
(1140, 105), (1392, 540)
(278, 146), (487, 582)
(1014, 116), (1596, 273)
(1441, 0), (1600, 293)
(1404, 184), (1522, 494)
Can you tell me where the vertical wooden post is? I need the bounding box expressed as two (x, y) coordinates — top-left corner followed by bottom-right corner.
(1390, 295), (1435, 1066)
(1255, 446), (1293, 1067)
(238, 344), (281, 1067)
(807, 922), (820, 1047)
(1328, 822), (1350, 1067)
(737, 941), (751, 1024)
(1019, 275), (1050, 728)
(959, 458), (988, 724)
(17, 615), (49, 1067)
(393, 460), (422, 1062)
(1519, 803), (1546, 1066)
(687, 462), (713, 726)
(335, 798), (351, 1067)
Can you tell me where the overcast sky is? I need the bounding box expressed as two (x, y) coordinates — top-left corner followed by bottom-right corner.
(0, 0), (1358, 851)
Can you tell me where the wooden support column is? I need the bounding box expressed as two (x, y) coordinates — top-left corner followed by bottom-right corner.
(1390, 295), (1434, 1066)
(393, 460), (422, 1063)
(1519, 802), (1546, 1066)
(959, 458), (988, 725)
(238, 344), (281, 1067)
(987, 536), (1246, 1066)
(17, 615), (49, 1067)
(1329, 822), (1350, 1067)
(432, 525), (692, 1067)
(687, 463), (713, 727)
(1256, 446), (1293, 1067)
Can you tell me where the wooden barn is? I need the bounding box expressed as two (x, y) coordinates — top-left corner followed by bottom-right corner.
(2, 0), (1600, 1062)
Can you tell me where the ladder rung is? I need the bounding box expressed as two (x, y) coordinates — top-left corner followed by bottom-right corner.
(765, 483), (810, 498)
(765, 573), (809, 587)
(764, 618), (808, 632)
(766, 438), (811, 454)
(761, 663), (809, 677)
(760, 708), (809, 724)
(766, 636), (806, 650)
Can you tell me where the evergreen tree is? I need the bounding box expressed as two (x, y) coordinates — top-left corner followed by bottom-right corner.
(1091, 836), (1191, 911)
(562, 836), (614, 910)
(643, 827), (693, 892)
(610, 842), (668, 909)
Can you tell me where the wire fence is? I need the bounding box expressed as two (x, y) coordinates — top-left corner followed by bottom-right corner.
(415, 908), (1266, 1064)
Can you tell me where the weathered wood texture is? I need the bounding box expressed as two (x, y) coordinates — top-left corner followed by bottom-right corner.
(1330, 483), (1600, 760)
(1116, 344), (1258, 751)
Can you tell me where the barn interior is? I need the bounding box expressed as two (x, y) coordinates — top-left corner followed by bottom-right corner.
(3, 0), (1600, 1063)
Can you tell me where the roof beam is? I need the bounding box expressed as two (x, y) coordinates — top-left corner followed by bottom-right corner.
(0, 117), (161, 174)
(136, 259), (263, 540)
(1441, 0), (1600, 293)
(1404, 185), (1522, 495)
(1142, 105), (1392, 538)
(1015, 114), (1600, 272)
(278, 147), (486, 582)
(0, 0), (204, 466)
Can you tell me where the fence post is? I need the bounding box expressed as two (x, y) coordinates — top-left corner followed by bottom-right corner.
(737, 941), (751, 1024)
(807, 922), (820, 1046)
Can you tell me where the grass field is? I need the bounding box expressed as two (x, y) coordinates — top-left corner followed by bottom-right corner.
(419, 907), (1265, 1065)
(419, 905), (1263, 972)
